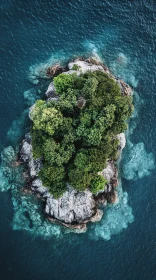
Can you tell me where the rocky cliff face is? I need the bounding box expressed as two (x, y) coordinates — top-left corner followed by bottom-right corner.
(45, 187), (96, 224)
(20, 58), (129, 230)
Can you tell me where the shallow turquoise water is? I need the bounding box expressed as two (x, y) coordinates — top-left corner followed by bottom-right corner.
(0, 0), (156, 279)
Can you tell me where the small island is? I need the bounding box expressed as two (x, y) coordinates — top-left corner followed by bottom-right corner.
(20, 58), (133, 232)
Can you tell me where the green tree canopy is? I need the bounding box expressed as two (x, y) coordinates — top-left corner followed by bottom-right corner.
(31, 70), (133, 197)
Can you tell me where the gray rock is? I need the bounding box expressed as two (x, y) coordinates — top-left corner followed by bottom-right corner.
(45, 82), (56, 98)
(32, 179), (48, 195)
(117, 133), (126, 151)
(28, 156), (42, 177)
(99, 161), (116, 183)
(104, 184), (112, 193)
(20, 141), (32, 162)
(29, 104), (36, 120)
(20, 140), (42, 177)
(68, 60), (104, 74)
(45, 186), (96, 224)
(45, 82), (59, 103)
(20, 136), (99, 224)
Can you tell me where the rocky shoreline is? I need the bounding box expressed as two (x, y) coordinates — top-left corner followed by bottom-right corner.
(20, 57), (131, 232)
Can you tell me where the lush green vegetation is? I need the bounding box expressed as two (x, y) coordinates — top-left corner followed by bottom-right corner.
(71, 64), (81, 70)
(30, 70), (133, 198)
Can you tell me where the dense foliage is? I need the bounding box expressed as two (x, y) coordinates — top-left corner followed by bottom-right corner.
(30, 70), (133, 198)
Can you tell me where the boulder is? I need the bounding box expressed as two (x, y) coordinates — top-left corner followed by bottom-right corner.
(32, 178), (48, 195)
(20, 141), (32, 162)
(45, 82), (56, 98)
(46, 64), (62, 77)
(90, 209), (103, 223)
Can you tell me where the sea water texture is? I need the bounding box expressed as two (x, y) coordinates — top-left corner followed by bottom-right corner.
(0, 1), (156, 279)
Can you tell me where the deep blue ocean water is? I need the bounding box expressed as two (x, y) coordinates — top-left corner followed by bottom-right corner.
(0, 0), (156, 279)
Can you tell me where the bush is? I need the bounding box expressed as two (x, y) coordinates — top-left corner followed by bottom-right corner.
(31, 70), (133, 197)
(53, 73), (77, 94)
(71, 64), (81, 70)
(90, 175), (108, 194)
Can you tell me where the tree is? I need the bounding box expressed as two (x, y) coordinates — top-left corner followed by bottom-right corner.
(31, 100), (63, 136)
(31, 70), (133, 197)
(53, 73), (77, 94)
(90, 175), (107, 194)
(68, 167), (93, 191)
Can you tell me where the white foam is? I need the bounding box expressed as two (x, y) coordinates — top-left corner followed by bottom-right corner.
(82, 41), (103, 62)
(28, 51), (68, 84)
(110, 52), (139, 88)
(121, 141), (155, 180)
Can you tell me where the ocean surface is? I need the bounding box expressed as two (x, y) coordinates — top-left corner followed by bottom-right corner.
(0, 0), (156, 279)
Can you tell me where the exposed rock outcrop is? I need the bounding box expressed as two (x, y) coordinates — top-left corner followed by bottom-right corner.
(45, 82), (59, 102)
(32, 178), (48, 195)
(20, 139), (42, 177)
(20, 140), (32, 162)
(46, 64), (63, 77)
(68, 60), (104, 74)
(45, 186), (96, 224)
